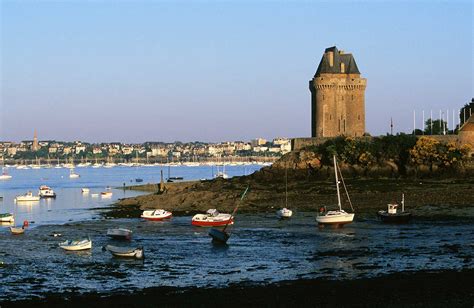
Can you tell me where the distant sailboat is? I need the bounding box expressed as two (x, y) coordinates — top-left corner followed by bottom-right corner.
(277, 164), (292, 219)
(69, 168), (80, 179)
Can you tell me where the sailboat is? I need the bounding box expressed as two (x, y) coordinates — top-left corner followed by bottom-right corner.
(277, 165), (292, 219)
(316, 155), (354, 227)
(69, 168), (80, 179)
(208, 186), (249, 244)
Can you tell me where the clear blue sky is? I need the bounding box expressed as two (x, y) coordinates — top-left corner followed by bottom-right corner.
(1, 1), (472, 143)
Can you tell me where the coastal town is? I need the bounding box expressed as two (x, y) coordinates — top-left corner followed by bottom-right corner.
(0, 136), (291, 164)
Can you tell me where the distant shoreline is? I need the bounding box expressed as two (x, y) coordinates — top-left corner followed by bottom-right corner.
(4, 269), (473, 307)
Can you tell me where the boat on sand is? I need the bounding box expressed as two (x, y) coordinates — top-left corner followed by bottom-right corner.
(107, 228), (132, 240)
(105, 245), (144, 259)
(208, 186), (249, 244)
(59, 238), (92, 251)
(141, 209), (172, 221)
(316, 155), (355, 227)
(192, 209), (233, 227)
(378, 194), (412, 223)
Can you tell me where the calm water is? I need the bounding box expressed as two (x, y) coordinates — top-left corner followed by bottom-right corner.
(0, 164), (263, 225)
(0, 166), (473, 300)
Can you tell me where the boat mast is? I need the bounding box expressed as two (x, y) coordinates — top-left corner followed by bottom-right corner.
(333, 155), (342, 211)
(285, 162), (288, 208)
(401, 193), (405, 212)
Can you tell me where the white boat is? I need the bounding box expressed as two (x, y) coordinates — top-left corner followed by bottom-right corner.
(105, 245), (144, 259)
(0, 168), (12, 180)
(192, 209), (233, 227)
(69, 168), (80, 178)
(277, 166), (292, 219)
(277, 208), (293, 218)
(39, 185), (56, 198)
(316, 155), (355, 227)
(10, 226), (25, 235)
(0, 213), (14, 223)
(81, 188), (90, 193)
(101, 191), (113, 198)
(107, 228), (132, 240)
(59, 238), (92, 251)
(15, 191), (40, 202)
(141, 209), (173, 221)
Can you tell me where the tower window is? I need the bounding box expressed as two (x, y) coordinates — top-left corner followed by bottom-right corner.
(323, 95), (325, 100)
(338, 120), (341, 132)
(358, 115), (360, 120)
(340, 62), (345, 73)
(344, 120), (346, 132)
(352, 95), (354, 100)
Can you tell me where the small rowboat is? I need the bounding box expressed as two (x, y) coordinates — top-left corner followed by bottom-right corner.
(141, 209), (172, 221)
(107, 228), (132, 240)
(106, 245), (144, 259)
(59, 238), (92, 251)
(0, 213), (14, 223)
(192, 209), (233, 227)
(10, 227), (25, 235)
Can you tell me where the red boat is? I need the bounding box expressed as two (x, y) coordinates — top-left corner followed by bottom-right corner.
(192, 209), (233, 227)
(141, 209), (172, 221)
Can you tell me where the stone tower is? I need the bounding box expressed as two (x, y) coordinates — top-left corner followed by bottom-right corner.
(309, 46), (367, 137)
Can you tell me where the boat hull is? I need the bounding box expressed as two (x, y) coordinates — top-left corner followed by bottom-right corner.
(59, 240), (92, 251)
(106, 245), (144, 259)
(10, 227), (25, 235)
(141, 210), (172, 221)
(378, 211), (412, 223)
(209, 228), (230, 244)
(192, 218), (234, 227)
(107, 229), (132, 240)
(316, 212), (354, 227)
(0, 214), (14, 222)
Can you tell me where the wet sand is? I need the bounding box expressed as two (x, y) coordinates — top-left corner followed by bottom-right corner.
(112, 177), (474, 217)
(3, 269), (473, 307)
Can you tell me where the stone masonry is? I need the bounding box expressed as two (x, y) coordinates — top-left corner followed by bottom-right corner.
(309, 46), (367, 137)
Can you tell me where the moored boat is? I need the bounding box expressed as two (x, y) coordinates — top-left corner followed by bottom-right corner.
(81, 188), (90, 193)
(141, 209), (172, 221)
(0, 213), (14, 223)
(0, 168), (12, 180)
(107, 228), (132, 240)
(316, 155), (355, 227)
(59, 238), (92, 251)
(208, 186), (249, 244)
(9, 221), (28, 235)
(39, 185), (56, 198)
(277, 208), (293, 219)
(69, 168), (80, 179)
(378, 194), (412, 223)
(101, 191), (113, 198)
(192, 209), (233, 227)
(105, 245), (144, 259)
(15, 191), (40, 202)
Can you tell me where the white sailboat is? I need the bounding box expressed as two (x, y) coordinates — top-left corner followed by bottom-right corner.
(69, 168), (80, 179)
(316, 155), (354, 227)
(277, 165), (292, 218)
